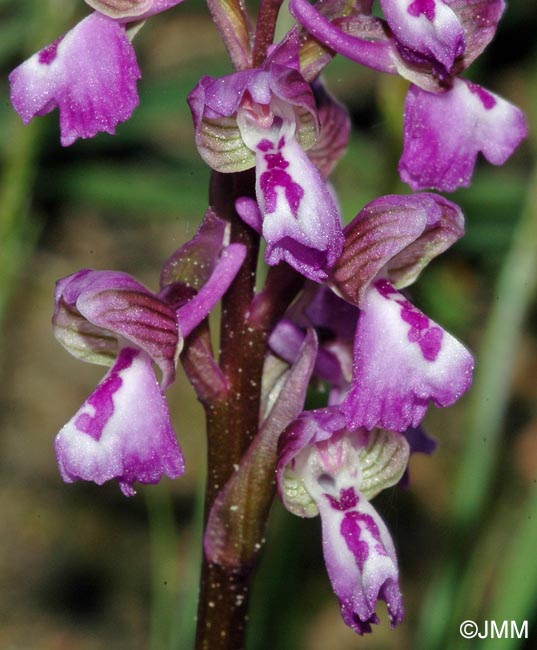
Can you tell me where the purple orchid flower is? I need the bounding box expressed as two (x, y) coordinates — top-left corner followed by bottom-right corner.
(9, 1), (184, 146)
(53, 269), (185, 496)
(53, 229), (246, 495)
(290, 0), (527, 191)
(277, 407), (409, 634)
(188, 35), (344, 282)
(330, 193), (474, 432)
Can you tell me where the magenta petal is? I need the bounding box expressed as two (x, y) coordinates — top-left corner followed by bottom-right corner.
(342, 279), (474, 432)
(269, 319), (345, 385)
(9, 13), (141, 146)
(195, 33), (315, 121)
(277, 409), (347, 510)
(235, 197), (263, 233)
(399, 79), (528, 191)
(55, 347), (185, 496)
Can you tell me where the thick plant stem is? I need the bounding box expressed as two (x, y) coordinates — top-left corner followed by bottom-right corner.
(195, 170), (263, 650)
(252, 0), (284, 67)
(194, 172), (303, 649)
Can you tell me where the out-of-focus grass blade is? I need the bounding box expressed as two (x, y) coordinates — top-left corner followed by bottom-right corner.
(452, 165), (537, 534)
(37, 164), (210, 221)
(416, 158), (537, 650)
(0, 18), (28, 65)
(480, 486), (537, 650)
(458, 172), (526, 258)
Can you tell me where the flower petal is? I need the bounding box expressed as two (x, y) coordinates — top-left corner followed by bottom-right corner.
(277, 407), (347, 517)
(252, 132), (344, 281)
(318, 491), (404, 633)
(290, 0), (398, 75)
(10, 13), (141, 146)
(380, 0), (465, 73)
(330, 193), (462, 305)
(176, 243), (247, 338)
(54, 270), (179, 389)
(269, 319), (345, 385)
(342, 279), (474, 431)
(399, 79), (528, 191)
(55, 347), (185, 496)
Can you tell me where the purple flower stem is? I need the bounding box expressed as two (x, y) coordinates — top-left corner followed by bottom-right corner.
(193, 170), (301, 650)
(206, 0), (253, 71)
(252, 0), (285, 67)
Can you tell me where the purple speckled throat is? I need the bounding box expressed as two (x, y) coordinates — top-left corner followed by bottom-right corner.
(375, 278), (443, 361)
(324, 487), (381, 570)
(341, 509), (389, 571)
(259, 137), (304, 217)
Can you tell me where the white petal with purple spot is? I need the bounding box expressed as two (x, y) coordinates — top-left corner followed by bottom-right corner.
(342, 278), (474, 431)
(400, 78), (528, 191)
(55, 347), (184, 496)
(10, 12), (141, 146)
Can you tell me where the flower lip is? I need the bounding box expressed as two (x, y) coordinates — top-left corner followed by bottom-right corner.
(399, 79), (529, 192)
(9, 12), (141, 146)
(55, 346), (185, 496)
(341, 277), (474, 432)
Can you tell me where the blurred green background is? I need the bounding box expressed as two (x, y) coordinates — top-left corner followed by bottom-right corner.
(1, 1), (536, 648)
